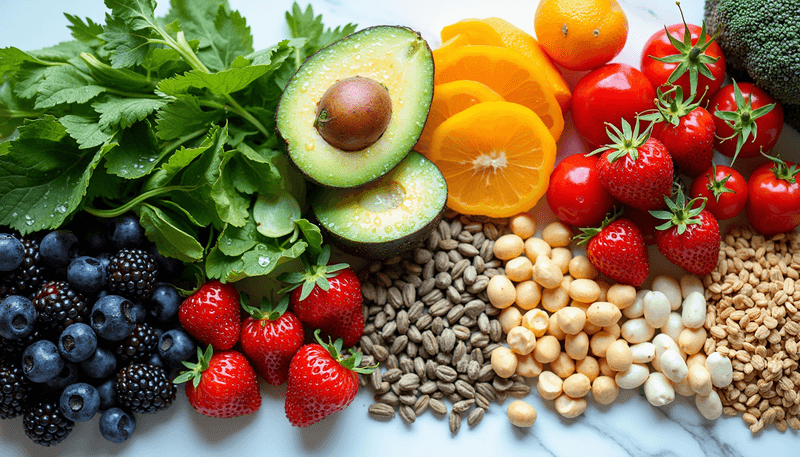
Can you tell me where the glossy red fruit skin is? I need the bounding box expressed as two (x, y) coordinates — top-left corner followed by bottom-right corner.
(547, 154), (616, 228)
(655, 209), (721, 275)
(640, 23), (726, 102)
(746, 161), (800, 235)
(290, 268), (364, 348)
(624, 206), (659, 245)
(240, 312), (305, 385)
(185, 350), (261, 418)
(596, 138), (674, 211)
(651, 106), (715, 178)
(710, 83), (784, 159)
(179, 281), (241, 351)
(285, 343), (359, 427)
(572, 63), (657, 148)
(586, 218), (649, 287)
(689, 165), (747, 220)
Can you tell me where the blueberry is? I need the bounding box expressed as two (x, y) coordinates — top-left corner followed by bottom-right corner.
(0, 233), (24, 271)
(110, 214), (145, 250)
(58, 323), (98, 363)
(147, 283), (182, 324)
(95, 252), (112, 273)
(67, 256), (106, 293)
(46, 362), (80, 390)
(59, 382), (100, 422)
(148, 245), (183, 280)
(95, 378), (117, 410)
(39, 230), (79, 269)
(83, 223), (108, 253)
(0, 295), (37, 340)
(80, 346), (117, 379)
(99, 407), (136, 443)
(158, 328), (197, 369)
(90, 295), (136, 341)
(22, 340), (64, 383)
(129, 301), (147, 324)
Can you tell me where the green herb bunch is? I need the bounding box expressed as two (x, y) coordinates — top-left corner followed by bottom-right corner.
(0, 0), (356, 282)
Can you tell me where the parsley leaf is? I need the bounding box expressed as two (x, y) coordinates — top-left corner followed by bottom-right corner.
(35, 65), (106, 109)
(59, 115), (115, 149)
(138, 203), (205, 262)
(93, 97), (166, 129)
(154, 95), (221, 140)
(157, 65), (271, 96)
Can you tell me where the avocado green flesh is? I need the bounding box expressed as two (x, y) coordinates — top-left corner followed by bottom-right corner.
(276, 26), (434, 188)
(313, 152), (447, 258)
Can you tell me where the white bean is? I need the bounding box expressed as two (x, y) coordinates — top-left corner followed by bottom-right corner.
(660, 312), (685, 343)
(630, 342), (656, 364)
(644, 372), (675, 407)
(614, 363), (650, 389)
(622, 289), (648, 319)
(688, 364), (713, 396)
(695, 390), (723, 420)
(680, 274), (704, 299)
(705, 352), (733, 388)
(673, 376), (695, 397)
(660, 349), (689, 383)
(681, 291), (707, 329)
(652, 275), (682, 310)
(652, 333), (681, 373)
(620, 318), (655, 344)
(643, 290), (671, 328)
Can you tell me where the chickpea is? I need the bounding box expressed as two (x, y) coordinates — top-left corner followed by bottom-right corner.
(569, 278), (601, 303)
(591, 375), (619, 405)
(556, 307), (586, 335)
(630, 342), (656, 364)
(562, 373), (592, 398)
(533, 335), (561, 364)
(533, 254), (563, 289)
(598, 357), (616, 378)
(576, 356), (600, 382)
(507, 400), (538, 427)
(604, 323), (621, 339)
(509, 213), (537, 240)
(605, 339), (633, 372)
(515, 280), (542, 310)
(521, 308), (549, 337)
(695, 390), (723, 420)
(582, 321), (603, 336)
(524, 237), (551, 263)
(644, 372), (675, 407)
(614, 363), (650, 389)
(493, 234), (525, 260)
(542, 221), (572, 247)
(643, 290), (671, 328)
(673, 376), (695, 397)
(606, 284), (636, 309)
(620, 318), (655, 344)
(679, 274), (704, 299)
(565, 331), (589, 360)
(652, 333), (681, 373)
(569, 300), (590, 313)
(507, 326), (537, 355)
(550, 351), (576, 379)
(678, 327), (706, 355)
(498, 306), (523, 334)
(546, 313), (566, 340)
(622, 289), (648, 319)
(590, 329), (616, 358)
(537, 371), (563, 400)
(568, 255), (598, 280)
(596, 280), (611, 302)
(660, 312), (685, 343)
(505, 256), (533, 282)
(586, 301), (621, 327)
(554, 394), (587, 419)
(686, 352), (707, 369)
(688, 363), (713, 396)
(516, 353), (544, 378)
(681, 291), (707, 329)
(550, 247), (572, 274)
(487, 274), (516, 309)
(652, 274), (682, 310)
(660, 349), (689, 383)
(491, 346), (518, 378)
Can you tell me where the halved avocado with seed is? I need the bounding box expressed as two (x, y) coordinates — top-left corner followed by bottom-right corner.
(312, 152), (447, 259)
(276, 26), (434, 188)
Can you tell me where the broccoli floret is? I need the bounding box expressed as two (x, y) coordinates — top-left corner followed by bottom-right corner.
(705, 0), (800, 130)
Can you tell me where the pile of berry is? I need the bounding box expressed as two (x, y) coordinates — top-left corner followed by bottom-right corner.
(0, 215), (195, 447)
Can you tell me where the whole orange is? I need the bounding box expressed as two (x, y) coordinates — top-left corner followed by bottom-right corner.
(534, 0), (628, 71)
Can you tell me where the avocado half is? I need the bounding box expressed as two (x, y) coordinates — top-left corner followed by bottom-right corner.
(276, 26), (435, 188)
(312, 152), (447, 259)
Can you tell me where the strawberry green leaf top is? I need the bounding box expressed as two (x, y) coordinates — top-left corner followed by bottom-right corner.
(587, 118), (653, 164)
(278, 245), (349, 301)
(639, 85), (704, 127)
(241, 294), (290, 324)
(650, 187), (705, 235)
(174, 345), (212, 388)
(713, 80), (776, 162)
(313, 329), (376, 376)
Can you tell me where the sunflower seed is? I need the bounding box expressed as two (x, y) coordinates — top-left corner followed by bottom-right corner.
(449, 410), (462, 434)
(398, 373), (420, 391)
(399, 405), (416, 424)
(467, 407), (485, 427)
(383, 368), (402, 384)
(369, 403), (396, 420)
(414, 394), (430, 416)
(436, 365), (458, 383)
(390, 335), (408, 354)
(429, 398), (448, 416)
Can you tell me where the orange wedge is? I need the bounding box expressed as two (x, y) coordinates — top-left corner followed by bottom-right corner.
(415, 80), (504, 155)
(427, 101), (557, 218)
(440, 18), (572, 111)
(432, 45), (564, 141)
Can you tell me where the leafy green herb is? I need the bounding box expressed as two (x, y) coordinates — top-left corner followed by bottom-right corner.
(0, 1), (352, 283)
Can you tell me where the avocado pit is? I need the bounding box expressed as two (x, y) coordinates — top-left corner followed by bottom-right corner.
(314, 76), (392, 151)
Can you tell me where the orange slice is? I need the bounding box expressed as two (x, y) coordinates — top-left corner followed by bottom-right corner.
(414, 80), (504, 155)
(432, 45), (564, 142)
(440, 18), (572, 111)
(427, 101), (557, 218)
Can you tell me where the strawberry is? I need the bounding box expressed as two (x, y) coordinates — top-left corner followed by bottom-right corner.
(590, 118), (674, 211)
(239, 295), (305, 385)
(651, 187), (721, 275)
(285, 330), (375, 427)
(576, 210), (650, 287)
(174, 346), (262, 418)
(178, 280), (241, 351)
(279, 246), (364, 347)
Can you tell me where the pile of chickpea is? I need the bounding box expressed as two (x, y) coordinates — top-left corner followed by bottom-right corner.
(487, 214), (735, 428)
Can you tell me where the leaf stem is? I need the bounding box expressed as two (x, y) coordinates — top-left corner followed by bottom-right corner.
(84, 185), (197, 218)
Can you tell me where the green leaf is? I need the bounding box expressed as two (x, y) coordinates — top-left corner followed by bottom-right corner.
(154, 95), (223, 140)
(0, 47), (39, 79)
(295, 218), (322, 254)
(104, 0), (158, 31)
(100, 15), (152, 68)
(103, 121), (160, 178)
(93, 97), (167, 129)
(252, 193), (300, 238)
(65, 14), (106, 47)
(13, 65), (49, 100)
(34, 65), (106, 109)
(218, 217), (258, 256)
(29, 40), (93, 62)
(143, 137), (212, 191)
(140, 47), (185, 75)
(138, 203), (204, 262)
(80, 52), (154, 92)
(198, 6), (254, 72)
(210, 148), (249, 227)
(157, 65), (271, 96)
(229, 142), (282, 195)
(163, 0), (227, 49)
(173, 124), (229, 228)
(285, 2), (356, 58)
(59, 115), (114, 149)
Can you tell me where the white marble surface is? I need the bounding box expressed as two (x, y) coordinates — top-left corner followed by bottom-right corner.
(0, 0), (798, 456)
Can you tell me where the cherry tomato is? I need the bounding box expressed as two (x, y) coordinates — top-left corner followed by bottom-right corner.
(641, 23), (726, 102)
(746, 156), (800, 235)
(572, 63), (657, 148)
(546, 154), (615, 228)
(689, 164), (747, 220)
(710, 82), (784, 160)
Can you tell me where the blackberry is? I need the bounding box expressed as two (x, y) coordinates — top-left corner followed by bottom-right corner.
(115, 362), (175, 414)
(114, 323), (158, 362)
(32, 281), (90, 334)
(0, 359), (33, 419)
(1, 327), (46, 359)
(0, 238), (46, 300)
(22, 400), (74, 447)
(106, 249), (158, 300)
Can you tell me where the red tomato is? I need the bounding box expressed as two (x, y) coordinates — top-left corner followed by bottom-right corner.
(546, 154), (615, 228)
(689, 165), (747, 220)
(746, 156), (800, 235)
(640, 23), (726, 102)
(572, 63), (657, 148)
(710, 82), (784, 160)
